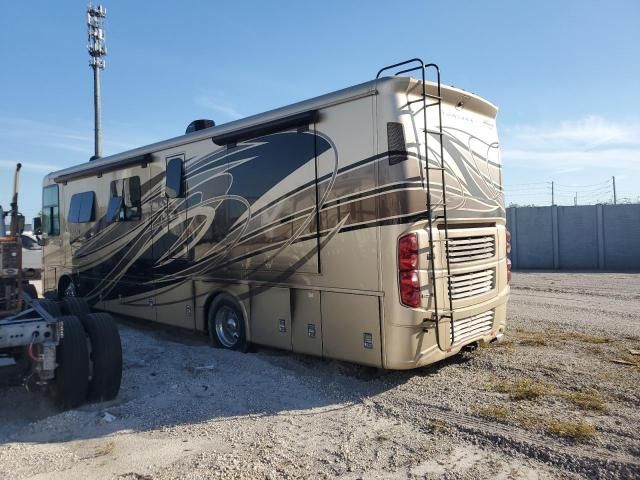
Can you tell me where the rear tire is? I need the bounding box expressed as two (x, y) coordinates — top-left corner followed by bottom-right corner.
(35, 298), (62, 317)
(83, 313), (122, 402)
(61, 297), (91, 324)
(53, 315), (90, 409)
(207, 294), (249, 353)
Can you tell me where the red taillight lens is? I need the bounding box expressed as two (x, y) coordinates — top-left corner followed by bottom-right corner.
(400, 270), (419, 288)
(400, 271), (420, 307)
(398, 233), (418, 271)
(399, 252), (418, 271)
(398, 233), (420, 307)
(506, 229), (512, 255)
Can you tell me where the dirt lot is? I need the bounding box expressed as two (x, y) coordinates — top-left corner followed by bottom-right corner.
(0, 272), (638, 479)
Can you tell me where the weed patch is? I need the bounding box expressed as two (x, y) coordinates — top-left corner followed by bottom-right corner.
(517, 331), (548, 346)
(474, 405), (597, 441)
(544, 419), (596, 440)
(513, 328), (611, 346)
(93, 441), (115, 458)
(570, 332), (611, 344)
(490, 378), (609, 411)
(559, 389), (608, 411)
(478, 404), (512, 420)
(493, 378), (551, 401)
(611, 354), (640, 367)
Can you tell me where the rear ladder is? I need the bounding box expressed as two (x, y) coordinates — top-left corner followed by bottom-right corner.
(376, 59), (456, 348)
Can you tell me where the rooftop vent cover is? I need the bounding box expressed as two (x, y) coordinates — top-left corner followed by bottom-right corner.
(186, 119), (215, 134)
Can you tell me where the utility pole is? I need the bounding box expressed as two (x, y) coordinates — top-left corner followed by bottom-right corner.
(87, 4), (107, 161)
(574, 192), (578, 206)
(551, 181), (555, 206)
(612, 176), (617, 204)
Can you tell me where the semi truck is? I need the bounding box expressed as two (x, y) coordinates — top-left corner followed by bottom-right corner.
(0, 163), (122, 408)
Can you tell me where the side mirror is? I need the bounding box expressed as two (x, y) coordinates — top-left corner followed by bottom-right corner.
(17, 214), (25, 234)
(33, 217), (42, 235)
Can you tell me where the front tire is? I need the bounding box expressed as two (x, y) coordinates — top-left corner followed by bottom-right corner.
(207, 295), (248, 352)
(58, 277), (77, 299)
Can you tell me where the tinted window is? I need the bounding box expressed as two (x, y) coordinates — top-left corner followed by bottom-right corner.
(68, 191), (95, 223)
(106, 196), (122, 223)
(42, 185), (60, 236)
(166, 157), (183, 198)
(20, 235), (40, 250)
(109, 176), (141, 221)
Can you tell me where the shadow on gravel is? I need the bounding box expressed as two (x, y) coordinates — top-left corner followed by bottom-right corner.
(0, 316), (471, 446)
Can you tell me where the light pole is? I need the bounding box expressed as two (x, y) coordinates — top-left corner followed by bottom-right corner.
(87, 4), (107, 161)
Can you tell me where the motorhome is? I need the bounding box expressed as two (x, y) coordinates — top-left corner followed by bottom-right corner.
(41, 60), (510, 369)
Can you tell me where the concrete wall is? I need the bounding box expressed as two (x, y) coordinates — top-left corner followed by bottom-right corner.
(507, 204), (640, 271)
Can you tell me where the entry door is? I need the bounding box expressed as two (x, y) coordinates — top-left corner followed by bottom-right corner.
(154, 154), (193, 328)
(157, 154), (190, 265)
(102, 166), (157, 321)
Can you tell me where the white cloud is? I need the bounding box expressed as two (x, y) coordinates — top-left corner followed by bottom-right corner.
(195, 95), (243, 121)
(507, 115), (639, 146)
(0, 116), (89, 142)
(503, 147), (640, 170)
(0, 116), (139, 155)
(501, 115), (640, 170)
(0, 159), (56, 172)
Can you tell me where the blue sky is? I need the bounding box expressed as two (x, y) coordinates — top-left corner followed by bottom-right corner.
(1, 0), (639, 220)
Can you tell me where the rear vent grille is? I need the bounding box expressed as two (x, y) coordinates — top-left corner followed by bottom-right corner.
(449, 269), (494, 301)
(451, 310), (494, 345)
(387, 122), (408, 165)
(446, 235), (495, 264)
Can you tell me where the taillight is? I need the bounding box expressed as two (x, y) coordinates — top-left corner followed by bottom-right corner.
(398, 233), (420, 308)
(506, 230), (512, 284)
(398, 233), (419, 270)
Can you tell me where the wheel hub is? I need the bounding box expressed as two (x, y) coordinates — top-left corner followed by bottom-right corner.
(215, 306), (240, 348)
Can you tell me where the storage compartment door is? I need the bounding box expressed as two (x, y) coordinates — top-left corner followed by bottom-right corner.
(250, 286), (292, 350)
(321, 292), (382, 367)
(291, 289), (322, 356)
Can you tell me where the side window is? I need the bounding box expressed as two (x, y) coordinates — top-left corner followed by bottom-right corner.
(68, 191), (95, 223)
(42, 185), (60, 236)
(166, 157), (184, 198)
(20, 235), (40, 250)
(109, 176), (142, 222)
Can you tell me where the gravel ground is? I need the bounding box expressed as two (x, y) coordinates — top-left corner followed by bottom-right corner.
(0, 272), (638, 479)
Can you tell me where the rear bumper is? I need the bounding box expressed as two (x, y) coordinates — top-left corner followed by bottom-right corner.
(382, 286), (509, 370)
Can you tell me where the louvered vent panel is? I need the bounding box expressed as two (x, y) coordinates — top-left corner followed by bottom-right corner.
(449, 269), (494, 301)
(447, 235), (495, 264)
(451, 310), (494, 345)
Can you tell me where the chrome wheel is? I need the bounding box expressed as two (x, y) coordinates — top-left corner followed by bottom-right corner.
(214, 305), (240, 348)
(64, 281), (77, 297)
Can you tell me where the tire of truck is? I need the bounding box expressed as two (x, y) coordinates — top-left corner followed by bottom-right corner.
(61, 297), (91, 324)
(35, 298), (62, 317)
(83, 312), (123, 402)
(23, 283), (38, 300)
(53, 315), (90, 409)
(207, 294), (249, 353)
